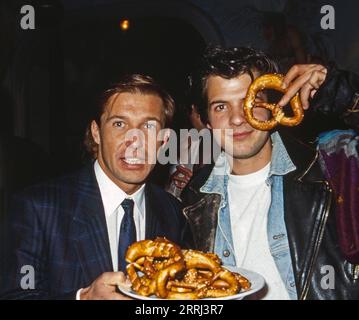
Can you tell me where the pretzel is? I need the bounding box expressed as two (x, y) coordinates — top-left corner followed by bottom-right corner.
(202, 268), (240, 298)
(125, 238), (184, 296)
(244, 73), (304, 131)
(125, 238), (252, 299)
(182, 250), (240, 298)
(164, 250), (223, 299)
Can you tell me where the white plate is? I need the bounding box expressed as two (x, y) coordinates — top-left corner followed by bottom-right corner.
(118, 266), (265, 300)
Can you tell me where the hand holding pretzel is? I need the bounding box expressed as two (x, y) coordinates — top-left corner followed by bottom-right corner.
(278, 64), (327, 109)
(244, 64), (327, 131)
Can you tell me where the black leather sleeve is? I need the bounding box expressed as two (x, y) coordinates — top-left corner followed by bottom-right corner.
(311, 63), (359, 132)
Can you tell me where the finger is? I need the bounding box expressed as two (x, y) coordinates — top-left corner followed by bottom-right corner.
(316, 69), (327, 86)
(282, 64), (324, 88)
(117, 271), (127, 282)
(170, 173), (191, 184)
(174, 179), (189, 188)
(309, 69), (327, 87)
(300, 82), (313, 110)
(310, 89), (317, 98)
(282, 64), (311, 88)
(169, 167), (192, 182)
(103, 272), (127, 287)
(173, 175), (191, 184)
(278, 73), (311, 107)
(318, 66), (328, 76)
(175, 165), (193, 176)
(278, 66), (323, 107)
(300, 70), (327, 108)
(281, 64), (323, 93)
(100, 272), (114, 282)
(175, 169), (192, 178)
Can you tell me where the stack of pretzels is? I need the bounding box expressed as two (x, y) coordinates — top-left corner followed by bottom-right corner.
(125, 237), (251, 299)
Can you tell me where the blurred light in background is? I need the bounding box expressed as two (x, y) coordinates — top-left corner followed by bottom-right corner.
(120, 19), (130, 31)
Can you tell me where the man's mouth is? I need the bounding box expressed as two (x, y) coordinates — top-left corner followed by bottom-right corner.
(122, 158), (145, 165)
(232, 131), (253, 139)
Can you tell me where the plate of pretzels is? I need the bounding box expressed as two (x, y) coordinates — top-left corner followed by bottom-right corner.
(119, 237), (265, 300)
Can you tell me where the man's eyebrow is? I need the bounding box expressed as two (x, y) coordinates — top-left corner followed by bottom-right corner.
(144, 117), (162, 123)
(105, 115), (128, 122)
(209, 100), (228, 107)
(105, 115), (162, 123)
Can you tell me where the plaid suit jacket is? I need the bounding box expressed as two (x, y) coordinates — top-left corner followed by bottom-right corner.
(0, 164), (186, 299)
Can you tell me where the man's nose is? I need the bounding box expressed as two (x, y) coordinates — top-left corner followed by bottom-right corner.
(230, 104), (246, 126)
(125, 135), (143, 149)
(124, 129), (145, 151)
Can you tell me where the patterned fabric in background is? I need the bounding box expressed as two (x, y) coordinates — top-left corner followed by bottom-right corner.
(318, 130), (359, 264)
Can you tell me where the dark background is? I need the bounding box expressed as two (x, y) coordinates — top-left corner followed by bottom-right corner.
(1, 0), (359, 288)
(0, 0), (358, 195)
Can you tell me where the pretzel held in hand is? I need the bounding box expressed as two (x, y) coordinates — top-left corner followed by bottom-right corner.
(244, 74), (304, 131)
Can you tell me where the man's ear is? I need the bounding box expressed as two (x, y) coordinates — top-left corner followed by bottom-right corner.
(91, 120), (101, 145)
(206, 122), (212, 130)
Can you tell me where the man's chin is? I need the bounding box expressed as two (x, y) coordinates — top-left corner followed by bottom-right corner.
(223, 147), (259, 160)
(114, 179), (146, 191)
(116, 171), (147, 183)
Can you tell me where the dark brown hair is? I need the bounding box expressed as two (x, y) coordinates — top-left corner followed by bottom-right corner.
(190, 46), (279, 124)
(84, 74), (175, 158)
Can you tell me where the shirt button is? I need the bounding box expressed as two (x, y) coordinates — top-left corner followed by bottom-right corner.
(290, 282), (296, 288)
(223, 250), (230, 257)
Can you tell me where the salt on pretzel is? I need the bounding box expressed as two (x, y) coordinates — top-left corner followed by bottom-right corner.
(243, 73), (304, 131)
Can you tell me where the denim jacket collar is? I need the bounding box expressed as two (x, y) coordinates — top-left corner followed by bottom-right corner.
(200, 131), (296, 195)
(269, 131), (296, 177)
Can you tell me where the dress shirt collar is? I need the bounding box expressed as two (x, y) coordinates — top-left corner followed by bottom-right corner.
(94, 160), (145, 218)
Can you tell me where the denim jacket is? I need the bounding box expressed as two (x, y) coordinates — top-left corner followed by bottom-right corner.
(199, 132), (298, 299)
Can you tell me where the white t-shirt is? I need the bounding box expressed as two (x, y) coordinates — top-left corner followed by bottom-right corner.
(228, 162), (290, 300)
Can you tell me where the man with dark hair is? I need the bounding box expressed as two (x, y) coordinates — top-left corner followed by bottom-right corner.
(1, 74), (186, 300)
(182, 46), (359, 299)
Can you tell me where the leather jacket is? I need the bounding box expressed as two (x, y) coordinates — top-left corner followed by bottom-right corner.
(180, 65), (359, 299)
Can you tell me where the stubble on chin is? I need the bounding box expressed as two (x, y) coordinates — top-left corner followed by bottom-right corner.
(227, 133), (270, 160)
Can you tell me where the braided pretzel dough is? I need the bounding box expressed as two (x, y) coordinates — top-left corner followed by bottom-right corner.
(125, 238), (183, 296)
(125, 238), (251, 299)
(244, 73), (304, 131)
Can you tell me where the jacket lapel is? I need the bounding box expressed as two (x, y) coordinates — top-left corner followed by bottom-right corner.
(182, 164), (220, 252)
(71, 164), (113, 286)
(283, 171), (332, 299)
(183, 193), (220, 252)
(280, 133), (333, 299)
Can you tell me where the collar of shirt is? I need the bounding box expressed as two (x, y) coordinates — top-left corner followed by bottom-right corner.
(200, 131), (296, 195)
(269, 131), (296, 177)
(94, 160), (145, 218)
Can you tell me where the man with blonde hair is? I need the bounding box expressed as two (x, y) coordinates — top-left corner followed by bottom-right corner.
(1, 74), (187, 300)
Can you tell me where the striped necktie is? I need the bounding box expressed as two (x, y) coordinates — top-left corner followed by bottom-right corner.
(118, 198), (136, 272)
